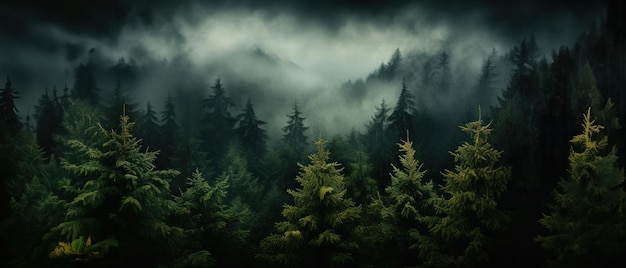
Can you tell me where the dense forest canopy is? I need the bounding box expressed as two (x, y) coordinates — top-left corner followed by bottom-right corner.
(1, 0), (625, 267)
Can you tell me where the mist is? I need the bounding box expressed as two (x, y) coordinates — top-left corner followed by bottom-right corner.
(0, 0), (606, 140)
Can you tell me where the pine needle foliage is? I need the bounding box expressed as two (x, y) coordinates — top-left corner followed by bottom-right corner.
(431, 110), (512, 267)
(257, 138), (361, 268)
(383, 136), (438, 266)
(537, 108), (626, 267)
(52, 108), (183, 266)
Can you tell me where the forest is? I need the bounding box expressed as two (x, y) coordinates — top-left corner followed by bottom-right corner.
(1, 0), (626, 267)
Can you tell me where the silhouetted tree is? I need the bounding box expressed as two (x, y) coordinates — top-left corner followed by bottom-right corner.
(0, 77), (21, 135)
(537, 108), (626, 267)
(72, 63), (99, 106)
(282, 101), (309, 155)
(235, 97), (268, 166)
(201, 78), (236, 162)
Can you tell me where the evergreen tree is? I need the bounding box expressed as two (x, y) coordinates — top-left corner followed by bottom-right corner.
(174, 169), (251, 267)
(388, 80), (417, 157)
(438, 51), (452, 93)
(382, 137), (438, 266)
(201, 78), (236, 162)
(537, 108), (626, 267)
(430, 110), (512, 267)
(35, 86), (63, 156)
(103, 80), (137, 132)
(160, 92), (178, 168)
(51, 107), (184, 267)
(137, 102), (161, 152)
(475, 49), (499, 107)
(72, 62), (99, 106)
(257, 138), (361, 268)
(170, 109), (211, 192)
(364, 99), (394, 186)
(0, 77), (21, 135)
(235, 97), (268, 165)
(282, 101), (309, 156)
(344, 151), (377, 207)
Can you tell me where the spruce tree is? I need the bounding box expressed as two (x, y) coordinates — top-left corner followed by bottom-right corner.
(137, 101), (161, 152)
(438, 51), (452, 93)
(174, 168), (250, 267)
(72, 62), (99, 106)
(282, 101), (309, 155)
(389, 80), (417, 160)
(537, 108), (626, 267)
(0, 76), (21, 135)
(431, 110), (512, 267)
(35, 86), (63, 156)
(383, 137), (438, 266)
(201, 78), (236, 161)
(160, 92), (178, 168)
(257, 138), (361, 268)
(103, 80), (137, 132)
(235, 97), (268, 164)
(475, 49), (499, 107)
(52, 107), (183, 267)
(364, 99), (394, 186)
(344, 151), (377, 206)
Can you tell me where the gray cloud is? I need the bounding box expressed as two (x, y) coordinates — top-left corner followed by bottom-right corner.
(0, 0), (607, 140)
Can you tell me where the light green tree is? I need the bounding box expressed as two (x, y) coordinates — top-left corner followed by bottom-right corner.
(257, 138), (361, 268)
(431, 111), (512, 267)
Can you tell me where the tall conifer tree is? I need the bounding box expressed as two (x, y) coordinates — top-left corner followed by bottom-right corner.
(537, 108), (626, 267)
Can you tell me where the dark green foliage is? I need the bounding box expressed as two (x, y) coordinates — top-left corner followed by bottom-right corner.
(201, 78), (236, 161)
(0, 77), (21, 135)
(35, 87), (63, 156)
(160, 92), (179, 168)
(103, 80), (138, 132)
(137, 102), (161, 152)
(364, 99), (395, 186)
(383, 137), (438, 266)
(257, 138), (361, 268)
(174, 169), (250, 267)
(171, 111), (211, 193)
(537, 108), (626, 267)
(282, 101), (309, 156)
(72, 63), (99, 106)
(344, 151), (377, 207)
(235, 97), (268, 168)
(51, 109), (183, 267)
(430, 111), (512, 267)
(475, 49), (499, 107)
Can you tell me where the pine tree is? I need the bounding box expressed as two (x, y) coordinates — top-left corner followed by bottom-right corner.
(383, 137), (438, 266)
(389, 80), (417, 156)
(344, 151), (377, 207)
(51, 107), (183, 267)
(0, 76), (21, 135)
(235, 97), (268, 165)
(174, 168), (250, 267)
(137, 101), (161, 152)
(475, 49), (499, 107)
(72, 62), (99, 106)
(257, 138), (361, 268)
(202, 78), (236, 161)
(170, 108), (211, 192)
(282, 101), (309, 155)
(438, 51), (452, 93)
(35, 86), (63, 156)
(431, 110), (512, 267)
(160, 92), (178, 168)
(537, 108), (626, 267)
(364, 99), (394, 186)
(103, 80), (137, 132)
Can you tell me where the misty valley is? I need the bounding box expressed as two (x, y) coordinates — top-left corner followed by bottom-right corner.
(1, 0), (626, 267)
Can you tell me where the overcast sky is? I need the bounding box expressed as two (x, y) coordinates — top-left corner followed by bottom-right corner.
(0, 0), (608, 138)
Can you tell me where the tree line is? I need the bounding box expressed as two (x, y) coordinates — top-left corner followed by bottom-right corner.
(1, 3), (626, 267)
